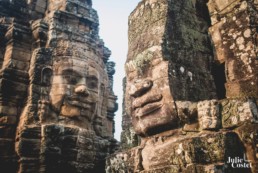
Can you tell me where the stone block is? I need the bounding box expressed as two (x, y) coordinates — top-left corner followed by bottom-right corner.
(225, 79), (258, 98)
(176, 101), (198, 123)
(208, 21), (226, 63)
(0, 156), (18, 173)
(35, 0), (46, 13)
(35, 6), (45, 14)
(140, 165), (180, 173)
(0, 115), (17, 125)
(77, 150), (96, 163)
(18, 158), (40, 173)
(19, 126), (41, 139)
(61, 148), (78, 161)
(197, 100), (221, 130)
(183, 123), (200, 132)
(108, 132), (245, 172)
(207, 0), (245, 24)
(17, 138), (41, 157)
(207, 0), (240, 14)
(0, 138), (15, 156)
(106, 148), (140, 173)
(4, 45), (31, 63)
(77, 6), (88, 16)
(61, 135), (77, 148)
(0, 105), (17, 117)
(195, 164), (226, 173)
(221, 99), (258, 129)
(2, 68), (29, 84)
(0, 78), (27, 99)
(76, 135), (94, 150)
(0, 126), (16, 138)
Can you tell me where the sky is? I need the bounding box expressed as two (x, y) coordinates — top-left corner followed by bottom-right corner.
(93, 0), (141, 140)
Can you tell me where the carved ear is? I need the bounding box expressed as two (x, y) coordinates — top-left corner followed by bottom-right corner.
(100, 83), (105, 96)
(41, 67), (52, 86)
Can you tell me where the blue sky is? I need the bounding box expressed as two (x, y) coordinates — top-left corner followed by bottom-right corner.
(93, 1), (141, 140)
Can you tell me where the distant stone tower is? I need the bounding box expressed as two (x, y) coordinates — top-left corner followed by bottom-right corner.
(107, 0), (258, 172)
(0, 0), (117, 172)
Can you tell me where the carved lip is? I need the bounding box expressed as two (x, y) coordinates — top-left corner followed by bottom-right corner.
(132, 92), (162, 110)
(132, 91), (163, 117)
(66, 97), (95, 109)
(134, 102), (163, 118)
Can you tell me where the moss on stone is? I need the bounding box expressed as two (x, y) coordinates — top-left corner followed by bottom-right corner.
(132, 51), (153, 74)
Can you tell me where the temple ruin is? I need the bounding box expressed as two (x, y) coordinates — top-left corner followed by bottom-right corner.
(0, 0), (117, 172)
(0, 0), (257, 173)
(107, 0), (258, 173)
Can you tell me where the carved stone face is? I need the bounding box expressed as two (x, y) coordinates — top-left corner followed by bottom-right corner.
(125, 52), (179, 136)
(49, 59), (100, 126)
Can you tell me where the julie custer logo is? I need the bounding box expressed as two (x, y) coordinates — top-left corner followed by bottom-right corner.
(226, 154), (252, 169)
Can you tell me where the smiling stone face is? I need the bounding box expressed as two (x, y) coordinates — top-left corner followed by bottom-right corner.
(48, 58), (108, 130)
(124, 0), (219, 137)
(0, 1), (118, 172)
(50, 63), (98, 116)
(125, 49), (179, 136)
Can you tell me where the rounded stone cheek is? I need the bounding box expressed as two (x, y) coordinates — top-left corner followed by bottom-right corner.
(132, 116), (141, 132)
(161, 90), (176, 118)
(155, 79), (172, 100)
(89, 91), (99, 102)
(50, 85), (71, 109)
(49, 95), (65, 113)
(60, 105), (80, 117)
(162, 88), (173, 102)
(161, 103), (173, 116)
(51, 84), (72, 96)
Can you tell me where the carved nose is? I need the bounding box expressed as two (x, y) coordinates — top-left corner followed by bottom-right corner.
(129, 79), (153, 97)
(75, 85), (89, 96)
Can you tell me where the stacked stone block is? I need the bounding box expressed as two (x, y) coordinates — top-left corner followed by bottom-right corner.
(107, 0), (258, 172)
(0, 1), (117, 173)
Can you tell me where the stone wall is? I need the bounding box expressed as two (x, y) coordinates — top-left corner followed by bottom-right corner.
(208, 0), (258, 98)
(0, 0), (117, 173)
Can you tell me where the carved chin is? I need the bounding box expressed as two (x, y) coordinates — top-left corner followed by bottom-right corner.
(60, 105), (81, 117)
(132, 104), (178, 136)
(60, 103), (96, 121)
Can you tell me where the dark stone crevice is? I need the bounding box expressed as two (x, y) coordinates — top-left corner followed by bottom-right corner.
(211, 62), (226, 100)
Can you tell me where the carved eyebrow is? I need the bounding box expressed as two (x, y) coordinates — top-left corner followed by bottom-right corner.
(61, 69), (81, 76)
(87, 75), (98, 81)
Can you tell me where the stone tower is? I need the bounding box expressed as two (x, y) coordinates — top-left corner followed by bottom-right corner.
(0, 0), (117, 172)
(107, 0), (258, 172)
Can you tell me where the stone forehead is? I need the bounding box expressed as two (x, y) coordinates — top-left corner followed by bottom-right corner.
(125, 45), (164, 72)
(129, 0), (161, 18)
(53, 40), (106, 65)
(127, 0), (168, 66)
(52, 57), (106, 75)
